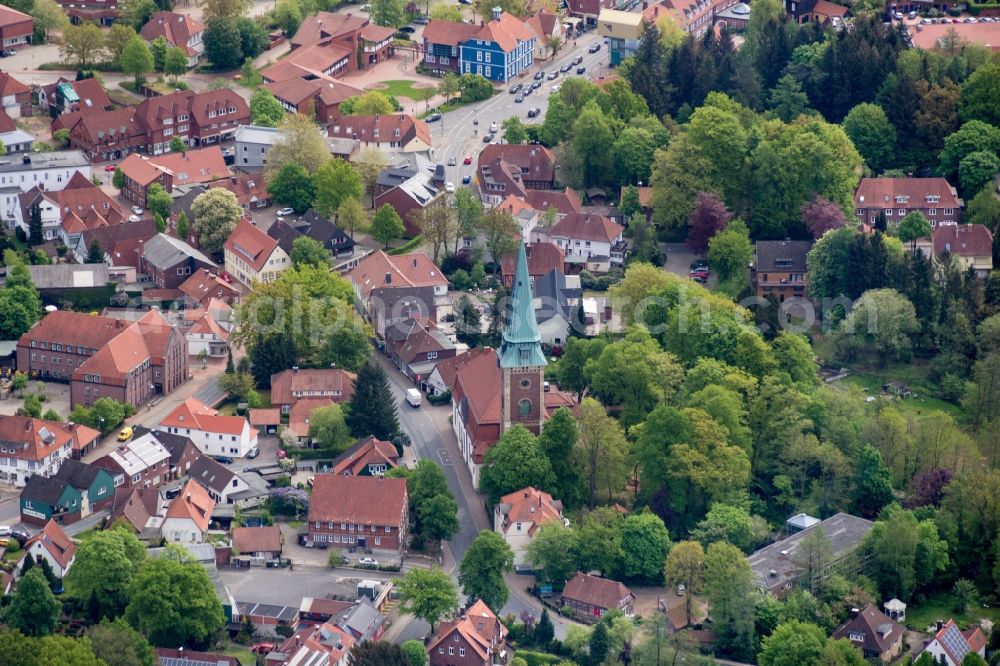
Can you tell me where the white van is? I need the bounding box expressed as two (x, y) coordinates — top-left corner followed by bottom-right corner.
(405, 388), (422, 408)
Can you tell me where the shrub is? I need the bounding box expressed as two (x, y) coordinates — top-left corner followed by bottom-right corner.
(427, 390), (452, 406)
(275, 624), (295, 638)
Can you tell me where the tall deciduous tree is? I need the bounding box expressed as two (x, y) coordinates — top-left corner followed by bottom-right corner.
(538, 407), (582, 508)
(191, 188), (242, 255)
(250, 88), (285, 127)
(574, 398), (629, 509)
(842, 102), (896, 174)
(687, 191), (731, 254)
(801, 194), (847, 240)
(268, 162), (316, 214)
(313, 159), (363, 218)
(336, 197), (369, 241)
(4, 568), (60, 636)
(458, 531), (514, 612)
(61, 22), (106, 68)
(65, 526), (147, 620)
(618, 511), (672, 582)
(396, 567), (458, 633)
(413, 199), (455, 264)
(348, 641), (410, 666)
(478, 425), (556, 506)
(87, 619), (155, 666)
(267, 114), (331, 176)
(478, 208), (519, 270)
(703, 541), (756, 661)
(663, 541), (704, 625)
(758, 621), (826, 666)
(370, 204), (405, 249)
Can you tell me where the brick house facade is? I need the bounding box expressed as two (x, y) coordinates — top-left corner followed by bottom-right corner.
(307, 475), (408, 552)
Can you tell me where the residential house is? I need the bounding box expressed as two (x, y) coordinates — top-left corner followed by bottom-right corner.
(600, 9), (646, 64)
(158, 396), (258, 458)
(0, 5), (33, 51)
(330, 436), (399, 477)
(232, 525), (282, 560)
(428, 599), (509, 666)
(233, 124), (282, 169)
(140, 11), (206, 68)
(73, 218), (157, 269)
(54, 0), (118, 25)
(16, 309), (121, 379)
(160, 478), (215, 543)
(642, 0), (742, 36)
(427, 346), (493, 397)
(749, 240), (812, 302)
(274, 211), (356, 257)
(260, 42), (353, 85)
(14, 171), (126, 245)
(153, 649), (241, 666)
(0, 414), (98, 487)
(475, 144), (558, 205)
(108, 485), (162, 539)
(0, 153), (94, 226)
(347, 250), (451, 339)
(19, 476), (82, 525)
(832, 605), (904, 663)
(58, 107), (145, 162)
(327, 114), (433, 154)
(524, 188), (582, 218)
(525, 9), (562, 60)
(270, 367), (357, 414)
(307, 475), (408, 551)
(783, 0), (848, 24)
(909, 21), (1000, 51)
(178, 267), (243, 308)
(186, 307), (230, 358)
(854, 177), (962, 228)
(223, 218), (291, 286)
(499, 241), (564, 288)
(566, 0), (614, 24)
(561, 572), (635, 618)
(20, 520), (76, 578)
(374, 166), (446, 237)
(39, 77), (113, 116)
(209, 173), (272, 211)
(385, 318), (456, 388)
(118, 147), (230, 207)
(494, 486), (565, 566)
(287, 398), (334, 445)
(547, 212), (625, 271)
(141, 233), (217, 290)
(0, 70), (31, 117)
(131, 425), (201, 479)
(914, 223), (994, 277)
(188, 455), (251, 504)
(748, 512), (874, 597)
(921, 620), (987, 666)
(460, 8), (535, 82)
(531, 268), (583, 346)
(93, 431), (172, 489)
(0, 107), (33, 153)
(263, 78), (363, 122)
(289, 11), (393, 71)
(273, 622), (356, 666)
(422, 20), (480, 75)
(133, 89), (250, 154)
(52, 459), (115, 514)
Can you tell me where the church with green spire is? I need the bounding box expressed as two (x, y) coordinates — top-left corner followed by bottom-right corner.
(499, 240), (547, 434)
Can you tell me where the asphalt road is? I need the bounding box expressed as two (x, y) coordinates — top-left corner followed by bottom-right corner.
(431, 32), (608, 187)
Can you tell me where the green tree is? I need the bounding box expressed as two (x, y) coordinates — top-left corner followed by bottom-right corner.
(478, 207), (519, 270)
(203, 17), (243, 69)
(703, 541), (756, 661)
(248, 332), (296, 388)
(125, 553), (225, 647)
(87, 619), (155, 666)
(842, 103), (896, 174)
(478, 425), (555, 506)
(663, 541), (704, 625)
(502, 116), (528, 145)
(539, 407), (582, 508)
(953, 578), (978, 615)
(336, 197), (368, 241)
(346, 361), (400, 440)
(620, 185), (641, 219)
(348, 641), (409, 666)
(65, 526), (146, 620)
(418, 494), (459, 544)
(371, 0), (404, 27)
(313, 159), (363, 218)
(4, 568), (60, 636)
(371, 204), (405, 249)
(61, 22), (106, 68)
(572, 101), (614, 188)
(163, 47), (187, 83)
(266, 113), (331, 177)
(341, 91), (396, 115)
(966, 186), (1000, 232)
(191, 188), (242, 255)
(897, 211), (933, 250)
(307, 403), (350, 451)
(575, 398), (629, 509)
(589, 622), (610, 665)
(458, 531), (514, 612)
(113, 167), (126, 190)
(939, 120), (1000, 177)
(290, 236), (330, 268)
(758, 621), (826, 666)
(268, 162), (316, 214)
(119, 0), (156, 29)
(175, 211), (189, 240)
(960, 61), (1000, 126)
(149, 35), (167, 71)
(104, 23), (137, 64)
(146, 183), (172, 221)
(526, 522), (578, 584)
(618, 510), (672, 582)
(453, 188), (483, 254)
(691, 503), (755, 552)
(27, 203), (42, 245)
(838, 288), (920, 366)
(87, 239), (105, 264)
(249, 88), (285, 128)
(820, 638), (867, 666)
(401, 639), (427, 666)
(396, 567), (458, 633)
(958, 151), (1000, 198)
(708, 218), (753, 288)
(120, 36), (154, 88)
(168, 137), (185, 153)
(536, 608), (555, 644)
(768, 74), (810, 122)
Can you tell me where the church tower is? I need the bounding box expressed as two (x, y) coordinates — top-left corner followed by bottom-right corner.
(499, 241), (547, 434)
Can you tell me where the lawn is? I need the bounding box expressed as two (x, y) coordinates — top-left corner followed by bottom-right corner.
(220, 643), (255, 665)
(903, 591), (1000, 631)
(373, 79), (435, 101)
(843, 374), (965, 421)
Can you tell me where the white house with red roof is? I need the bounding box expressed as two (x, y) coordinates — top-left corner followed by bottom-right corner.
(854, 177), (963, 229)
(494, 486), (566, 565)
(223, 217), (291, 287)
(276, 621), (356, 666)
(921, 619), (987, 666)
(13, 171), (127, 244)
(20, 519), (76, 578)
(139, 11), (206, 67)
(157, 396), (257, 458)
(0, 415), (98, 487)
(546, 212), (626, 272)
(914, 224), (994, 277)
(186, 301), (231, 358)
(160, 478), (215, 543)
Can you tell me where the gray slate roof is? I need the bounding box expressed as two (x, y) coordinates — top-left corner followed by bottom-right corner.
(26, 264), (109, 290)
(142, 233), (216, 270)
(754, 240), (812, 273)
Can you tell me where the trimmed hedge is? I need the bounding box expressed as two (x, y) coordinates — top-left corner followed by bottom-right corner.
(387, 235), (424, 255)
(514, 651), (564, 666)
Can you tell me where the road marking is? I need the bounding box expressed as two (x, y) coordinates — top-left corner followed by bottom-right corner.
(437, 449), (453, 466)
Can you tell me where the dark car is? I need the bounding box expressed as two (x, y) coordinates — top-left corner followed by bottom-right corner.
(509, 83), (523, 94)
(527, 107), (540, 118)
(462, 174), (471, 184)
(425, 112), (442, 122)
(575, 55), (583, 64)
(483, 132), (494, 143)
(530, 80), (542, 90)
(576, 66), (586, 74)
(399, 25), (415, 32)
(534, 70), (545, 80)
(515, 94), (524, 103)
(589, 43), (601, 53)
(413, 15), (429, 23)
(214, 455), (234, 465)
(560, 63), (572, 73)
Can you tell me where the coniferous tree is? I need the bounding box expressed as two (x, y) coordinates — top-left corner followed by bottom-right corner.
(28, 203), (43, 245)
(535, 608), (555, 644)
(86, 239), (104, 263)
(225, 348), (235, 374)
(346, 361), (400, 440)
(249, 332), (297, 389)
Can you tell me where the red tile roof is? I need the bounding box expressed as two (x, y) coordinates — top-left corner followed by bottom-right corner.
(430, 347), (494, 393)
(67, 77), (113, 111)
(854, 177), (961, 210)
(500, 241), (564, 284)
(452, 348), (501, 463)
(307, 474), (407, 526)
(331, 436), (399, 476)
(0, 71), (29, 98)
(135, 89), (248, 135)
(550, 212), (624, 244)
(812, 0), (848, 16)
(832, 605), (903, 657)
(160, 396), (251, 436)
(475, 10), (535, 52)
(17, 310), (125, 358)
(930, 224), (993, 257)
(178, 268), (243, 307)
(224, 218), (280, 273)
(146, 146), (229, 187)
(24, 520), (76, 570)
(0, 416), (96, 462)
(248, 408), (280, 426)
(74, 322), (150, 384)
(165, 478), (215, 533)
(359, 23), (395, 42)
(524, 187), (582, 215)
(422, 19), (480, 47)
(497, 486), (563, 535)
(0, 4), (31, 30)
(290, 11), (368, 48)
(270, 368), (357, 406)
(428, 599), (507, 661)
(525, 9), (559, 40)
(119, 153), (166, 187)
(288, 398), (333, 438)
(140, 11), (206, 55)
(562, 572), (634, 611)
(327, 113), (431, 149)
(909, 22), (1000, 51)
(347, 250), (448, 300)
(232, 525), (282, 554)
(187, 311), (229, 342)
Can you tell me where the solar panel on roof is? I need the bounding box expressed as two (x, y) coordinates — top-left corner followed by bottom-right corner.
(941, 624), (970, 662)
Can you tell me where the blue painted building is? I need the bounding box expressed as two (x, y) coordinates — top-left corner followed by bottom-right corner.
(460, 7), (536, 82)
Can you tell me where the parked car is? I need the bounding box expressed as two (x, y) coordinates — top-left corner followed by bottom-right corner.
(576, 66), (586, 74)
(358, 557), (378, 566)
(399, 25), (415, 32)
(214, 455), (234, 465)
(893, 11), (903, 19)
(689, 270), (709, 281)
(462, 174), (471, 184)
(547, 70), (559, 80)
(560, 63), (572, 73)
(690, 259), (708, 271)
(413, 15), (429, 23)
(509, 83), (523, 94)
(527, 107), (541, 118)
(530, 80), (542, 90)
(131, 206), (143, 215)
(589, 43), (601, 53)
(515, 94), (524, 103)
(483, 132), (494, 143)
(534, 70), (545, 80)
(247, 447), (260, 459)
(10, 530), (30, 545)
(276, 207), (295, 216)
(447, 156), (456, 166)
(251, 643), (275, 655)
(117, 426), (133, 442)
(574, 55), (583, 64)
(104, 164), (117, 172)
(446, 181), (455, 193)
(551, 84), (561, 93)
(0, 525), (11, 537)
(908, 10), (917, 18)
(425, 112), (442, 122)
(464, 155), (473, 164)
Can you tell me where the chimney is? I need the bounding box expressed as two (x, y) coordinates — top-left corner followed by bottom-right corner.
(292, 366), (299, 373)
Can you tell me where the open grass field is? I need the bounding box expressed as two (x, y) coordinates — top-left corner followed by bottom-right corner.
(373, 79), (435, 100)
(904, 591), (1000, 632)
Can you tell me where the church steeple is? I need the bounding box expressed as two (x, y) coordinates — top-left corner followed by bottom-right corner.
(499, 241), (546, 369)
(499, 241), (546, 434)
